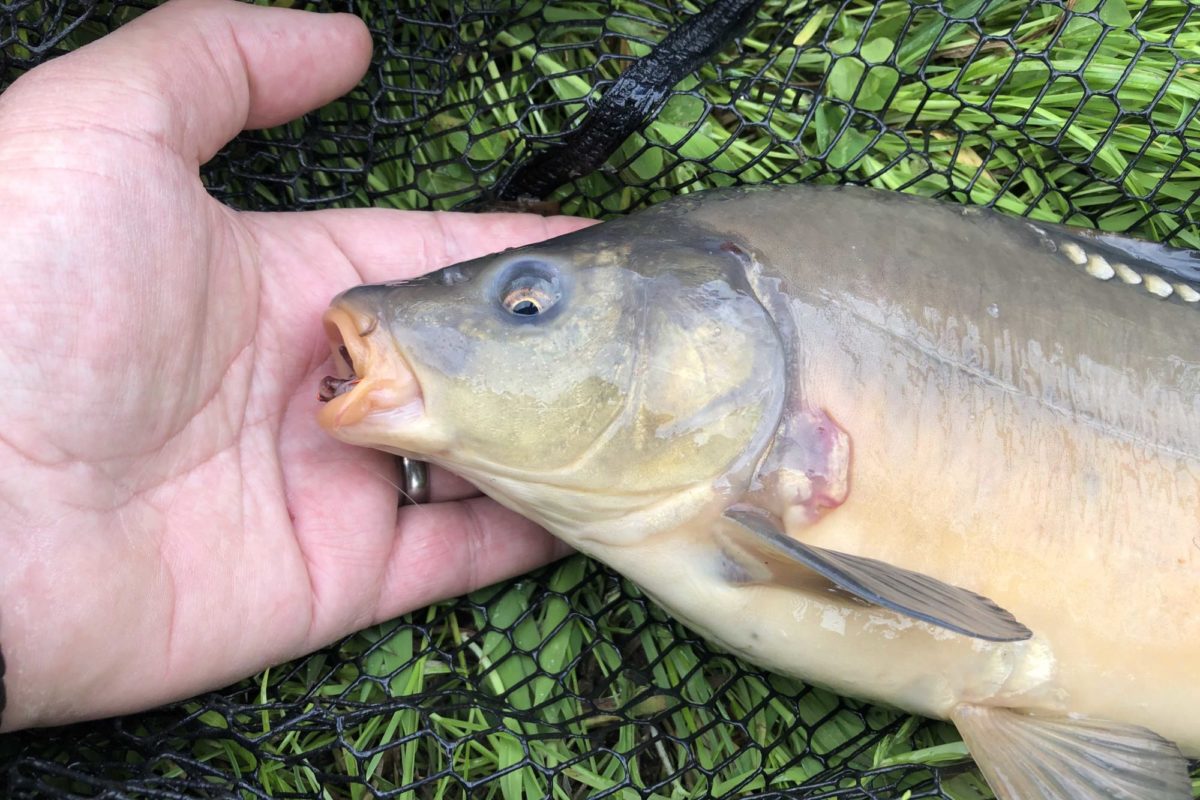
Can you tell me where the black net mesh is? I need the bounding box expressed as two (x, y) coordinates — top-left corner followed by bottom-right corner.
(1, 0), (1198, 797)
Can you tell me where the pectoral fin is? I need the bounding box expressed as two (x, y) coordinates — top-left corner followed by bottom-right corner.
(722, 508), (1032, 642)
(952, 704), (1191, 800)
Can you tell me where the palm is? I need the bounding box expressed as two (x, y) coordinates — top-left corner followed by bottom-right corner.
(0, 0), (584, 731)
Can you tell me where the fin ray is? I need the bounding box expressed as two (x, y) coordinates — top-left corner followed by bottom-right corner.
(722, 508), (1031, 642)
(952, 704), (1192, 800)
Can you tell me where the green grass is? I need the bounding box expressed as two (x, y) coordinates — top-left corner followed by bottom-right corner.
(5, 0), (1200, 798)
(277, 0), (1200, 248)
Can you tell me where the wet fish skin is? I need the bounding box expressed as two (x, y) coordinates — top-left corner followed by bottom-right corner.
(317, 185), (1200, 799)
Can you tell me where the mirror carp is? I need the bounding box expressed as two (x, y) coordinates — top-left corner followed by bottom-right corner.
(317, 184), (1200, 800)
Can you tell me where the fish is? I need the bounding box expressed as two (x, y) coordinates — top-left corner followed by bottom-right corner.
(316, 184), (1200, 800)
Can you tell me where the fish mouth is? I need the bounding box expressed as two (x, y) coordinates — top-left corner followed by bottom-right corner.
(317, 305), (424, 434)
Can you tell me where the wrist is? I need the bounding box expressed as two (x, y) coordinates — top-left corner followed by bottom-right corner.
(0, 511), (140, 731)
(0, 472), (139, 731)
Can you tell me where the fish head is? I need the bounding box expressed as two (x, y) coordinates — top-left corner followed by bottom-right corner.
(318, 223), (788, 545)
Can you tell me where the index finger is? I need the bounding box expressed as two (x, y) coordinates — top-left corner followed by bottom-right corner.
(0, 0), (371, 166)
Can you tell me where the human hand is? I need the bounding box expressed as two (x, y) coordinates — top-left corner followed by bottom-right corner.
(0, 0), (586, 731)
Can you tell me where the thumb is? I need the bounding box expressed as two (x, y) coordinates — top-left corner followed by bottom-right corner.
(0, 0), (371, 165)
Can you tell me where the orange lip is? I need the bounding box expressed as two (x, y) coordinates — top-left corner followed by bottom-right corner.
(318, 306), (423, 433)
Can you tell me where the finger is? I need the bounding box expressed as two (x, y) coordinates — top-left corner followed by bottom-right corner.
(426, 466), (482, 503)
(3, 0), (371, 164)
(317, 454), (479, 504)
(263, 207), (597, 283)
(376, 498), (574, 620)
(395, 459), (483, 504)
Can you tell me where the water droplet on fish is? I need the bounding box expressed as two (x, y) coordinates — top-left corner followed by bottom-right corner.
(987, 303), (1000, 318)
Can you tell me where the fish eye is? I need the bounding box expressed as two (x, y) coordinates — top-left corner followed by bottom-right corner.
(498, 260), (562, 319)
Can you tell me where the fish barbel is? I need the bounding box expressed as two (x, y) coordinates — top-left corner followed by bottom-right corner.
(317, 185), (1200, 799)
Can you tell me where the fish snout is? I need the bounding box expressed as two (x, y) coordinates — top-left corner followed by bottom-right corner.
(317, 302), (423, 433)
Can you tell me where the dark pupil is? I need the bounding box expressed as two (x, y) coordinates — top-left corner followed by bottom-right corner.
(511, 299), (540, 316)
